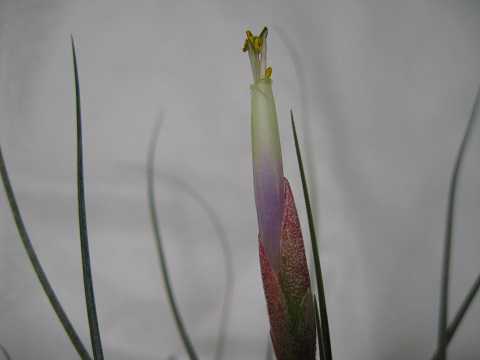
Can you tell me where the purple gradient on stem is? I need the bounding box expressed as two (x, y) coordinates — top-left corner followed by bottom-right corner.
(254, 152), (284, 271)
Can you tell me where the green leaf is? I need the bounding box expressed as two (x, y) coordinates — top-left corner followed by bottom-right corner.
(0, 44), (92, 360)
(313, 296), (325, 360)
(291, 110), (332, 360)
(71, 36), (104, 360)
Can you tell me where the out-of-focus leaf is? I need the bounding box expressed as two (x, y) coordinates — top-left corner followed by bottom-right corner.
(146, 118), (199, 360)
(437, 84), (480, 360)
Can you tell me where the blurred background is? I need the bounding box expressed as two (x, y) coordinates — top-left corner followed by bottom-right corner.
(1, 0), (479, 359)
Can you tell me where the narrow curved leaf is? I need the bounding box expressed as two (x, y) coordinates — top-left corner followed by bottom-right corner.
(71, 36), (104, 360)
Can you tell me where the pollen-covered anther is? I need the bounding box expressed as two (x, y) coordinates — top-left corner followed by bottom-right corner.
(265, 67), (272, 79)
(254, 37), (263, 52)
(242, 38), (249, 52)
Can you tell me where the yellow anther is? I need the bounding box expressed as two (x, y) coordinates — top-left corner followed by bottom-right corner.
(265, 67), (272, 79)
(254, 37), (263, 52)
(242, 38), (249, 52)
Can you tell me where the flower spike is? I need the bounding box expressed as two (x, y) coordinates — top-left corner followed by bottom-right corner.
(244, 26), (316, 360)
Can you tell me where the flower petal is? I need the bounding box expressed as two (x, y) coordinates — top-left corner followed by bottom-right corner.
(252, 79), (284, 271)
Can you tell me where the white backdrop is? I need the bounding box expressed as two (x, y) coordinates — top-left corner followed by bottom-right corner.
(1, 0), (479, 359)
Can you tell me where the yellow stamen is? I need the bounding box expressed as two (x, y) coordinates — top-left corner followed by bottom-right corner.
(265, 67), (272, 79)
(242, 38), (249, 52)
(254, 37), (263, 52)
(243, 27), (271, 81)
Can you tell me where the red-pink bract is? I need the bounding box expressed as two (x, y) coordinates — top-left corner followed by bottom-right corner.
(259, 177), (316, 360)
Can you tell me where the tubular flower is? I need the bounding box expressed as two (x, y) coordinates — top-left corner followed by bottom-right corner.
(244, 27), (316, 360)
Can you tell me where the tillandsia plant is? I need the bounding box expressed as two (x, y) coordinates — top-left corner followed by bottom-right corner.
(243, 27), (316, 360)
